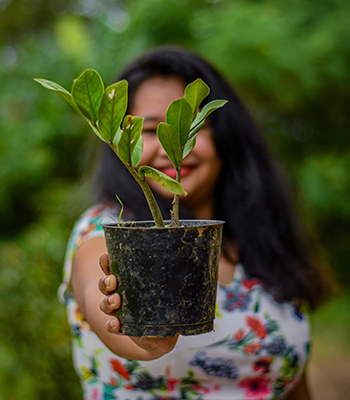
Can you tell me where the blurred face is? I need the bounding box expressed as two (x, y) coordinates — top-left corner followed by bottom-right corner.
(130, 76), (222, 219)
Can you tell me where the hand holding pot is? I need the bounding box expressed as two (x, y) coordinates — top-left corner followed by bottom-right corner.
(99, 253), (122, 334)
(98, 253), (180, 357)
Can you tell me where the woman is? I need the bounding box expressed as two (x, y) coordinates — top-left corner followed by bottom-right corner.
(60, 47), (330, 399)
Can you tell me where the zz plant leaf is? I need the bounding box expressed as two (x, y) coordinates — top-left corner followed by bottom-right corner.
(98, 80), (128, 142)
(184, 78), (210, 120)
(35, 69), (227, 227)
(157, 122), (183, 170)
(117, 115), (144, 164)
(165, 98), (193, 147)
(139, 166), (186, 195)
(72, 69), (104, 124)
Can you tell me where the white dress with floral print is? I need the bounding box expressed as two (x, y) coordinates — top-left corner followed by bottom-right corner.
(59, 203), (311, 400)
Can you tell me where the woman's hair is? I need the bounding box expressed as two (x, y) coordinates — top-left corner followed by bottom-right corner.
(96, 46), (330, 309)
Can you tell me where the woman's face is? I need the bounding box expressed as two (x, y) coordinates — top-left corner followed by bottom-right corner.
(129, 76), (222, 218)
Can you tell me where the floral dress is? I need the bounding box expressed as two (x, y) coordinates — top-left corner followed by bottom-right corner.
(59, 203), (311, 400)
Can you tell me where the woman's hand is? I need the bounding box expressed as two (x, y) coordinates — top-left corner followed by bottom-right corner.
(98, 252), (180, 358)
(98, 253), (122, 334)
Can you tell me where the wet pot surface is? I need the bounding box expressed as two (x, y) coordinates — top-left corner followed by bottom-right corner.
(102, 220), (224, 337)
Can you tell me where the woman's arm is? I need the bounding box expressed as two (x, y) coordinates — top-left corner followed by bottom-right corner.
(285, 375), (312, 400)
(71, 236), (178, 361)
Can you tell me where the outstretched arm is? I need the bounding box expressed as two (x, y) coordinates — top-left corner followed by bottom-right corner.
(71, 236), (178, 361)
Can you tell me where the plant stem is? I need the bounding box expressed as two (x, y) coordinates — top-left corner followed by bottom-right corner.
(171, 168), (181, 226)
(124, 162), (165, 227)
(108, 144), (164, 226)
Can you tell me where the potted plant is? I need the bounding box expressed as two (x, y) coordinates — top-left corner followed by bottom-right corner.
(35, 70), (227, 337)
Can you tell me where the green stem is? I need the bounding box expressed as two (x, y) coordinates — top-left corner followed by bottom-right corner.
(172, 168), (181, 226)
(109, 145), (165, 227)
(125, 163), (165, 227)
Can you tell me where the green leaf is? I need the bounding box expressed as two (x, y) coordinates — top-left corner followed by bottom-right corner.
(191, 99), (228, 133)
(184, 78), (210, 120)
(72, 69), (104, 123)
(131, 136), (144, 168)
(157, 122), (182, 169)
(34, 78), (81, 114)
(188, 119), (205, 140)
(112, 127), (122, 147)
(117, 115), (144, 164)
(87, 121), (106, 143)
(183, 134), (197, 159)
(166, 98), (193, 146)
(98, 80), (128, 142)
(139, 166), (186, 195)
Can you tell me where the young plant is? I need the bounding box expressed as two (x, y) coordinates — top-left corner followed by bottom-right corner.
(35, 70), (227, 227)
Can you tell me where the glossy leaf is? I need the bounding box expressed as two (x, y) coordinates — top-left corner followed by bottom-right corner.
(87, 121), (106, 143)
(166, 98), (193, 146)
(98, 80), (128, 142)
(191, 99), (228, 133)
(34, 78), (81, 114)
(139, 166), (186, 195)
(117, 115), (144, 164)
(184, 78), (210, 120)
(112, 127), (122, 147)
(157, 122), (182, 169)
(188, 119), (205, 140)
(72, 69), (104, 123)
(131, 136), (144, 168)
(183, 134), (197, 159)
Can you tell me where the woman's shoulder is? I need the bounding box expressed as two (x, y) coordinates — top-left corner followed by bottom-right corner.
(69, 201), (129, 247)
(58, 202), (123, 303)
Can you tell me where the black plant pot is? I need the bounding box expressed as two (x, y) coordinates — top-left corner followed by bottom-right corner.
(102, 220), (224, 337)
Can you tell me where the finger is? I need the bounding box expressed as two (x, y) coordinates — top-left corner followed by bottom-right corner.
(99, 253), (110, 275)
(100, 292), (121, 316)
(98, 274), (118, 295)
(106, 318), (121, 334)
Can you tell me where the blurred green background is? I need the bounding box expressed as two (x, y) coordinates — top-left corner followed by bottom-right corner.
(0, 0), (349, 398)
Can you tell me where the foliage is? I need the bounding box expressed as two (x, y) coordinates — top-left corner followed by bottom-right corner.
(0, 0), (349, 398)
(36, 70), (226, 226)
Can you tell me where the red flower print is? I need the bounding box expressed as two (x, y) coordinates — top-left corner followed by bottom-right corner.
(125, 384), (134, 390)
(244, 342), (261, 354)
(110, 377), (117, 386)
(92, 389), (101, 400)
(110, 359), (130, 380)
(193, 384), (202, 392)
(246, 316), (267, 339)
(74, 308), (84, 323)
(243, 278), (261, 290)
(253, 357), (272, 374)
(77, 224), (97, 246)
(238, 376), (271, 399)
(234, 329), (245, 341)
(166, 377), (179, 392)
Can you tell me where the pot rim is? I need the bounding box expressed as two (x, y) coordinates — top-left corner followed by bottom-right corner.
(101, 219), (225, 230)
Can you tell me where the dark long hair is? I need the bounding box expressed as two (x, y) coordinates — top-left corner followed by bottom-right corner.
(96, 46), (330, 309)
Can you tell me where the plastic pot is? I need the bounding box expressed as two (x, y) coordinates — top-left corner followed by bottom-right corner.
(102, 220), (224, 338)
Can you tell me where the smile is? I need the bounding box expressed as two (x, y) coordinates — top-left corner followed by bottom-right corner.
(159, 167), (193, 179)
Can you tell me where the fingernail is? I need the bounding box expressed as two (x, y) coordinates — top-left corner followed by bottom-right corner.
(104, 276), (111, 287)
(107, 294), (115, 305)
(109, 318), (118, 328)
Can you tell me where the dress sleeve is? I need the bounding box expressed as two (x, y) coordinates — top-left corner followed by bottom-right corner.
(58, 203), (120, 303)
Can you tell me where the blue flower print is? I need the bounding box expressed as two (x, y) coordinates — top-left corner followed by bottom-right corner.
(222, 287), (252, 312)
(190, 351), (239, 380)
(263, 335), (287, 356)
